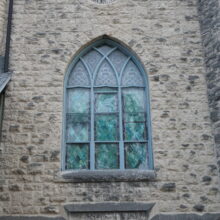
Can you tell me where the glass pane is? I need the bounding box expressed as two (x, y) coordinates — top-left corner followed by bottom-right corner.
(95, 93), (117, 113)
(125, 113), (145, 122)
(96, 45), (113, 55)
(123, 88), (145, 113)
(109, 49), (128, 76)
(124, 122), (146, 141)
(68, 61), (90, 87)
(83, 49), (102, 76)
(95, 115), (118, 141)
(66, 114), (89, 142)
(66, 144), (89, 169)
(125, 143), (147, 169)
(121, 60), (144, 87)
(95, 60), (117, 86)
(67, 89), (90, 113)
(95, 144), (119, 169)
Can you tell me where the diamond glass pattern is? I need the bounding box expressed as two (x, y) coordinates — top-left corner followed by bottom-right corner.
(67, 89), (90, 113)
(95, 115), (118, 141)
(109, 50), (128, 75)
(83, 50), (102, 76)
(95, 60), (118, 86)
(95, 93), (117, 113)
(95, 144), (119, 169)
(66, 114), (89, 142)
(125, 143), (147, 169)
(122, 60), (144, 87)
(66, 144), (89, 169)
(68, 61), (90, 87)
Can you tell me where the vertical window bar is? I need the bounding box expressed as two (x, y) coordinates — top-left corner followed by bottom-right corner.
(118, 57), (130, 169)
(90, 86), (95, 170)
(118, 86), (124, 169)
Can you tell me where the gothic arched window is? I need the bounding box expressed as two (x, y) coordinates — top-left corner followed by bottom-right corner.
(62, 38), (153, 172)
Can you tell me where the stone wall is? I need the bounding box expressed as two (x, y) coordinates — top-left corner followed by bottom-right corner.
(0, 0), (220, 218)
(197, 0), (220, 174)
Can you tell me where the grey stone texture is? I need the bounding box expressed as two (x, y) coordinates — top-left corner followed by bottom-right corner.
(64, 202), (155, 213)
(61, 170), (156, 182)
(197, 0), (220, 173)
(0, 0), (220, 219)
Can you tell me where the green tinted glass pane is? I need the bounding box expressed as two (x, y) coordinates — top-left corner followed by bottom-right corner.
(95, 115), (118, 141)
(125, 122), (146, 141)
(66, 114), (89, 142)
(66, 144), (89, 169)
(67, 89), (90, 113)
(125, 113), (145, 122)
(95, 144), (119, 169)
(123, 88), (145, 113)
(96, 94), (117, 113)
(125, 143), (147, 169)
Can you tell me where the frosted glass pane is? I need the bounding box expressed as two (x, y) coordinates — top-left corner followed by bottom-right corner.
(96, 45), (113, 55)
(125, 113), (145, 122)
(124, 122), (146, 141)
(95, 115), (118, 141)
(68, 61), (90, 87)
(95, 144), (119, 169)
(109, 49), (128, 76)
(67, 89), (90, 113)
(122, 60), (144, 87)
(83, 49), (102, 76)
(123, 88), (145, 113)
(95, 93), (117, 113)
(125, 143), (147, 169)
(95, 60), (117, 86)
(66, 144), (89, 169)
(66, 114), (89, 142)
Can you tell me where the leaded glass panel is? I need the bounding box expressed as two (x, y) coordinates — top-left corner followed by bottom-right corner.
(95, 60), (118, 86)
(95, 144), (119, 169)
(125, 143), (147, 169)
(66, 114), (89, 142)
(122, 60), (144, 87)
(68, 61), (90, 87)
(66, 144), (89, 169)
(96, 45), (113, 55)
(67, 89), (90, 113)
(109, 50), (128, 75)
(95, 114), (118, 141)
(95, 93), (117, 113)
(122, 88), (145, 113)
(83, 50), (102, 76)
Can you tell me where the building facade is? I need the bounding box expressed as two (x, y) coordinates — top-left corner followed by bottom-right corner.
(0, 0), (220, 219)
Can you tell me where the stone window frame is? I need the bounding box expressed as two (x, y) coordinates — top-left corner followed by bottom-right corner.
(61, 37), (155, 182)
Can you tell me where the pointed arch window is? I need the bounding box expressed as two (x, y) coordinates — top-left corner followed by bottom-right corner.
(63, 39), (153, 172)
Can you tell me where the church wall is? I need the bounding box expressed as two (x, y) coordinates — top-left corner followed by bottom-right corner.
(0, 0), (219, 218)
(198, 0), (220, 175)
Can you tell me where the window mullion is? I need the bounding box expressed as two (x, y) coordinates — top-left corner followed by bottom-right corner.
(90, 87), (95, 170)
(118, 86), (124, 169)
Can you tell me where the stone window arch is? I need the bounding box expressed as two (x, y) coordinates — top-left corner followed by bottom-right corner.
(62, 38), (153, 174)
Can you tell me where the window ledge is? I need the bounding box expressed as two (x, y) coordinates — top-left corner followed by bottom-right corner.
(56, 170), (156, 183)
(64, 202), (155, 213)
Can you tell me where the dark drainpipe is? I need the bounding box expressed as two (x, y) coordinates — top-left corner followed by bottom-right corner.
(0, 0), (14, 141)
(4, 0), (14, 73)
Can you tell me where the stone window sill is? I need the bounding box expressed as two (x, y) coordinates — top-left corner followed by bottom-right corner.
(55, 170), (156, 183)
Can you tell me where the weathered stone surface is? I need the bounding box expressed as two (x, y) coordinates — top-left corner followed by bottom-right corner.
(0, 0), (219, 218)
(198, 0), (220, 173)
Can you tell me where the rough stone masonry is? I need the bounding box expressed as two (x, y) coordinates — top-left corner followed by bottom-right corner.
(0, 0), (220, 219)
